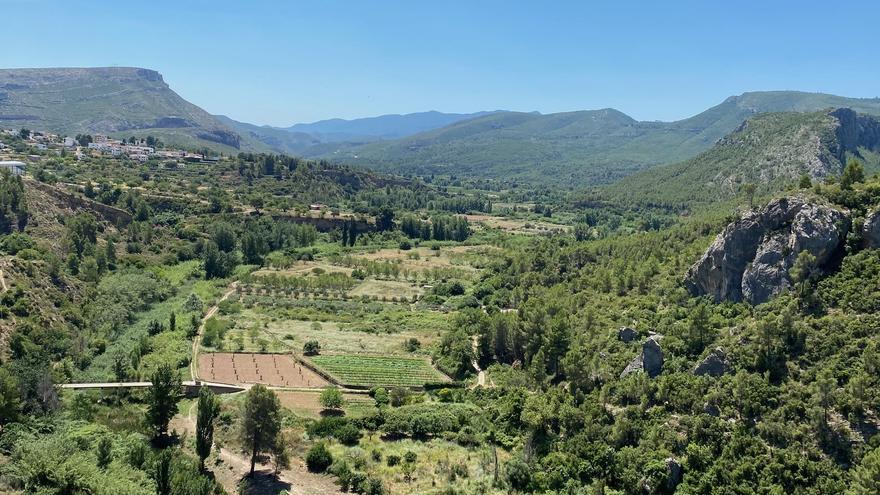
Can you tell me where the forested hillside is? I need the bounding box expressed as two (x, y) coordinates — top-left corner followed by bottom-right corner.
(601, 108), (880, 209)
(312, 92), (880, 187)
(1, 116), (880, 494)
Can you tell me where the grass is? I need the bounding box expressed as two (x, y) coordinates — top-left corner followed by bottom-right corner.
(348, 279), (424, 299)
(204, 306), (443, 355)
(327, 434), (507, 494)
(308, 354), (450, 388)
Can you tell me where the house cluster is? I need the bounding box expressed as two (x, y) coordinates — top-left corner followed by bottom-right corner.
(1, 128), (216, 164)
(87, 135), (156, 161)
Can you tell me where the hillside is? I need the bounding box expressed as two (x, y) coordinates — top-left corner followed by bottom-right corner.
(0, 67), (247, 151)
(214, 115), (317, 154)
(602, 108), (880, 207)
(312, 91), (880, 186)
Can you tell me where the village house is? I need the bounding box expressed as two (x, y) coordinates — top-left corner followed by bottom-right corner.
(0, 161), (26, 176)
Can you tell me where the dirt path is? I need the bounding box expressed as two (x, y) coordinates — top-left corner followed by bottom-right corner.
(471, 335), (486, 387)
(178, 402), (342, 495)
(191, 282), (238, 381)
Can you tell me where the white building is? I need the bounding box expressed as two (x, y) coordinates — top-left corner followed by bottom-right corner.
(0, 161), (26, 176)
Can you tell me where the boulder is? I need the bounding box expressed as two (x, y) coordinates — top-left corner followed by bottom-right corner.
(620, 353), (643, 378)
(693, 347), (729, 377)
(685, 196), (849, 304)
(618, 326), (639, 343)
(864, 209), (880, 248)
(620, 335), (664, 378)
(666, 457), (683, 492)
(639, 457), (683, 495)
(642, 336), (664, 378)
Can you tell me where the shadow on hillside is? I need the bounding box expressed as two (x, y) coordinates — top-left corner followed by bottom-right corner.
(238, 471), (292, 495)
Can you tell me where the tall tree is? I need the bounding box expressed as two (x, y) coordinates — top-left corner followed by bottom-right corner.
(196, 388), (220, 472)
(240, 384), (282, 476)
(851, 446), (880, 495)
(146, 364), (182, 439)
(154, 448), (172, 495)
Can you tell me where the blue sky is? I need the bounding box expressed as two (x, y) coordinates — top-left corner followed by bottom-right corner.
(3, 0), (879, 126)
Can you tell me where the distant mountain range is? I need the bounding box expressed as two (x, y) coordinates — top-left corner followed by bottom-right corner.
(4, 67), (880, 191)
(310, 91), (880, 186)
(279, 110), (501, 141)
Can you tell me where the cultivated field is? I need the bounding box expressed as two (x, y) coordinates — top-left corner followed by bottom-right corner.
(259, 318), (438, 355)
(198, 352), (330, 388)
(464, 214), (569, 234)
(276, 390), (376, 418)
(308, 354), (451, 388)
(347, 279), (424, 299)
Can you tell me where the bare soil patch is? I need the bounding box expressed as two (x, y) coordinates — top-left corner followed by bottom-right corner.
(199, 352), (330, 388)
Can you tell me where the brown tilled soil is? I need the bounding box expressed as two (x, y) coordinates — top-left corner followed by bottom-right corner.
(199, 352), (330, 388)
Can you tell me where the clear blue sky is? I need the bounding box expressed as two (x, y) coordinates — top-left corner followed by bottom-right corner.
(3, 0), (879, 126)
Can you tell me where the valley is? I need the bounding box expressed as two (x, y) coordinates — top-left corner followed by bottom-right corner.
(1, 64), (880, 495)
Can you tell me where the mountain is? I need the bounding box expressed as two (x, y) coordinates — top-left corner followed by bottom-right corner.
(311, 91), (880, 186)
(602, 108), (880, 207)
(0, 67), (246, 151)
(282, 110), (500, 141)
(214, 115), (319, 155)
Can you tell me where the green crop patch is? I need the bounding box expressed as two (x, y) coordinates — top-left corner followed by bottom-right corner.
(308, 354), (451, 388)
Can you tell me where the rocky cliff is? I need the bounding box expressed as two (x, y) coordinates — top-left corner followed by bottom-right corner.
(685, 196), (849, 304)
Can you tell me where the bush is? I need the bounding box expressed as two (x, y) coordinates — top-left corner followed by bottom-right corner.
(306, 443), (333, 472)
(303, 340), (321, 356)
(404, 338), (421, 352)
(386, 454), (401, 466)
(335, 423), (362, 446)
(319, 387), (344, 410)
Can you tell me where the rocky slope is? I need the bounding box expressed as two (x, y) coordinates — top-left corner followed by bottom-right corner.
(685, 196), (850, 304)
(606, 108), (880, 206)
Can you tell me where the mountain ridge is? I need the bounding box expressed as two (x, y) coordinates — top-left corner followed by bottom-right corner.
(0, 67), (248, 151)
(601, 108), (880, 207)
(308, 91), (880, 186)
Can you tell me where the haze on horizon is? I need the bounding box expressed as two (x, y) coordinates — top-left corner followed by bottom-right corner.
(3, 0), (879, 126)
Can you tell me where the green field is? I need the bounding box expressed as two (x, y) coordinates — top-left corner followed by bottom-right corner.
(309, 354), (450, 388)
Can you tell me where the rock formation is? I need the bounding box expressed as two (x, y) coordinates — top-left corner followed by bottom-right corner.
(685, 196), (849, 304)
(618, 326), (638, 343)
(864, 209), (880, 248)
(620, 335), (664, 378)
(693, 347), (729, 377)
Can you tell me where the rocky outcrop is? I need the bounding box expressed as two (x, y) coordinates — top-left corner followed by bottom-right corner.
(864, 209), (880, 248)
(621, 335), (664, 378)
(665, 458), (683, 492)
(618, 326), (638, 343)
(639, 457), (683, 495)
(685, 196), (849, 304)
(694, 347), (729, 377)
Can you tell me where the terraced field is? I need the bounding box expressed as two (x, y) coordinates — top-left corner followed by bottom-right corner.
(309, 354), (451, 388)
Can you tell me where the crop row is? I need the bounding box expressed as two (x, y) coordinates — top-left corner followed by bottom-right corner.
(309, 354), (449, 387)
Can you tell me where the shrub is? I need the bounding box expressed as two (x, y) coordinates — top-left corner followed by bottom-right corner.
(303, 340), (321, 356)
(306, 443), (333, 472)
(335, 423), (362, 446)
(386, 454), (401, 466)
(319, 387), (344, 410)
